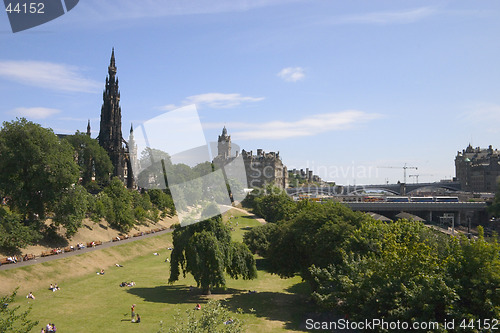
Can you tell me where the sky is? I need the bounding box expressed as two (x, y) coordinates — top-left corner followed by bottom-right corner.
(0, 0), (499, 186)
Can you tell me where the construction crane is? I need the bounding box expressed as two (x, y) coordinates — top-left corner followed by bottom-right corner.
(377, 163), (418, 184)
(408, 174), (434, 184)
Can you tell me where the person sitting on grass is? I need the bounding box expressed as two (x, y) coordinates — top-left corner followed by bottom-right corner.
(48, 323), (56, 332)
(195, 303), (201, 310)
(99, 269), (105, 275)
(135, 314), (141, 323)
(27, 292), (35, 300)
(224, 318), (234, 325)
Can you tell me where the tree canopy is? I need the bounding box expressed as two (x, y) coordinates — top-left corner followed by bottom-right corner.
(0, 207), (41, 254)
(0, 118), (79, 220)
(169, 209), (257, 294)
(243, 196), (500, 326)
(64, 132), (113, 186)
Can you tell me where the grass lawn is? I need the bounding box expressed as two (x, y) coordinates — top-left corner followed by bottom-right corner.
(9, 209), (315, 332)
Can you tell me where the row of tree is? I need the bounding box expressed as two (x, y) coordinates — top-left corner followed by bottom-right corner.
(243, 188), (500, 329)
(0, 118), (176, 254)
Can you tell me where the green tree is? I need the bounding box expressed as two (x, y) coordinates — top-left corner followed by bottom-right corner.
(148, 189), (175, 216)
(262, 201), (366, 279)
(0, 288), (39, 332)
(53, 184), (89, 237)
(65, 132), (113, 186)
(167, 299), (243, 333)
(169, 209), (257, 294)
(243, 222), (280, 256)
(0, 207), (41, 254)
(0, 118), (79, 220)
(131, 191), (152, 222)
(87, 191), (112, 222)
(252, 186), (296, 223)
(137, 148), (172, 189)
(103, 177), (135, 231)
(446, 227), (500, 320)
(311, 220), (457, 327)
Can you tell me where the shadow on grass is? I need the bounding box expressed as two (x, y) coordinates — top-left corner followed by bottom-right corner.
(127, 281), (324, 332)
(255, 258), (274, 273)
(223, 289), (312, 331)
(241, 215), (259, 220)
(125, 285), (240, 304)
(285, 281), (310, 295)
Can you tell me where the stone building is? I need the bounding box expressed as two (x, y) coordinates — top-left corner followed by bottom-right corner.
(97, 49), (135, 188)
(213, 127), (288, 189)
(455, 144), (500, 192)
(288, 168), (324, 187)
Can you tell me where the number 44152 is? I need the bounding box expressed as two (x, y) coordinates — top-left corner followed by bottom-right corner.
(5, 2), (45, 14)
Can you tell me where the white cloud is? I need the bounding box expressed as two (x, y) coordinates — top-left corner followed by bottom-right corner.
(207, 110), (382, 140)
(0, 61), (100, 93)
(333, 7), (437, 25)
(11, 107), (61, 119)
(277, 67), (305, 82)
(159, 93), (264, 110)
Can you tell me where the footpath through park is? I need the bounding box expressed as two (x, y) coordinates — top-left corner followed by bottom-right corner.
(0, 227), (173, 271)
(0, 206), (265, 272)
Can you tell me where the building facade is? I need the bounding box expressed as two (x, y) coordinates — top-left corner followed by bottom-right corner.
(213, 127), (288, 189)
(455, 144), (500, 193)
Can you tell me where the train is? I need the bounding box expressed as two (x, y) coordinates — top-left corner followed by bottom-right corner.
(362, 196), (459, 203)
(294, 195), (460, 203)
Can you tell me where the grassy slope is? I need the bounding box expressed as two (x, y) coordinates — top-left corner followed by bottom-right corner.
(8, 209), (313, 332)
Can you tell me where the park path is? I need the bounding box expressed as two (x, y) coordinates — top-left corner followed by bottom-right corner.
(0, 206), (262, 272)
(0, 228), (173, 272)
(224, 205), (267, 224)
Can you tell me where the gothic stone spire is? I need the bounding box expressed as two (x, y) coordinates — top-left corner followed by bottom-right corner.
(99, 48), (125, 181)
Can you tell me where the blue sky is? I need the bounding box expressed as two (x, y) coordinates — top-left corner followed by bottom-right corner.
(0, 0), (499, 185)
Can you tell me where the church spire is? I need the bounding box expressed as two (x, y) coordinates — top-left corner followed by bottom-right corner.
(87, 119), (91, 136)
(99, 48), (125, 182)
(108, 48), (116, 77)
